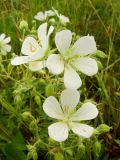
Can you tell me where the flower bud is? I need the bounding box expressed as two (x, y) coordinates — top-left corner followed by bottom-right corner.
(97, 61), (103, 70)
(21, 111), (33, 122)
(19, 20), (28, 30)
(96, 50), (107, 58)
(14, 94), (22, 106)
(94, 124), (111, 134)
(34, 139), (46, 149)
(29, 120), (38, 135)
(93, 141), (101, 158)
(38, 79), (46, 86)
(54, 152), (64, 160)
(32, 150), (38, 160)
(27, 145), (38, 160)
(78, 143), (85, 158)
(34, 95), (42, 106)
(49, 18), (56, 25)
(45, 84), (54, 96)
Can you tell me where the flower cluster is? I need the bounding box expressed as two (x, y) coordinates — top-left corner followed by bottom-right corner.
(10, 9), (100, 142)
(34, 8), (69, 25)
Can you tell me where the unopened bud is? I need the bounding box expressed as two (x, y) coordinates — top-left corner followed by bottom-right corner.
(95, 124), (111, 134)
(96, 50), (107, 58)
(49, 18), (56, 25)
(29, 120), (38, 135)
(34, 95), (41, 106)
(27, 145), (38, 160)
(19, 20), (28, 30)
(22, 111), (33, 122)
(93, 141), (101, 158)
(14, 94), (22, 106)
(45, 84), (54, 96)
(38, 79), (46, 86)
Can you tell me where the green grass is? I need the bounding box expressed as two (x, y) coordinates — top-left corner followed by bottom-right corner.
(0, 0), (120, 159)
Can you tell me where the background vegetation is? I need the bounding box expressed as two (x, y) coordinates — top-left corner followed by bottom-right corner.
(0, 0), (120, 159)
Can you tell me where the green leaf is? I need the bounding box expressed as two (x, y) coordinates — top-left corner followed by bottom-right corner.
(5, 143), (27, 160)
(5, 131), (27, 160)
(12, 132), (27, 151)
(115, 139), (120, 146)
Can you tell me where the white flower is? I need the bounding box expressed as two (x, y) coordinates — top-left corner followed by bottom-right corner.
(53, 9), (69, 24)
(11, 23), (54, 71)
(43, 89), (98, 142)
(46, 30), (98, 89)
(34, 10), (55, 21)
(0, 33), (11, 55)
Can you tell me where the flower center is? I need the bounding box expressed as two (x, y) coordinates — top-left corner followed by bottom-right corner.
(63, 107), (75, 123)
(29, 43), (38, 53)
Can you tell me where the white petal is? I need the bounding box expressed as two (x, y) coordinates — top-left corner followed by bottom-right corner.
(4, 37), (11, 44)
(60, 89), (80, 113)
(46, 26), (54, 48)
(59, 14), (69, 24)
(1, 49), (7, 55)
(21, 37), (40, 55)
(71, 102), (98, 121)
(38, 23), (47, 49)
(45, 10), (55, 16)
(71, 123), (94, 138)
(46, 54), (64, 75)
(43, 96), (64, 120)
(72, 36), (97, 56)
(4, 45), (11, 52)
(64, 66), (82, 89)
(55, 30), (72, 53)
(48, 122), (68, 142)
(47, 26), (54, 38)
(29, 61), (46, 71)
(34, 12), (46, 21)
(73, 57), (98, 76)
(0, 33), (6, 40)
(11, 56), (30, 65)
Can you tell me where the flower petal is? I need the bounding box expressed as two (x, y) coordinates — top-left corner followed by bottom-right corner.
(60, 89), (80, 113)
(4, 37), (11, 44)
(64, 66), (82, 89)
(45, 10), (55, 16)
(46, 54), (64, 74)
(29, 60), (46, 71)
(47, 26), (54, 38)
(59, 14), (69, 24)
(0, 33), (6, 40)
(71, 102), (98, 121)
(21, 37), (40, 55)
(71, 123), (94, 138)
(72, 36), (97, 56)
(1, 49), (7, 55)
(34, 12), (46, 21)
(4, 45), (11, 52)
(48, 122), (68, 142)
(11, 56), (30, 65)
(43, 96), (64, 120)
(38, 23), (47, 49)
(55, 30), (72, 53)
(73, 57), (98, 76)
(46, 25), (54, 48)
